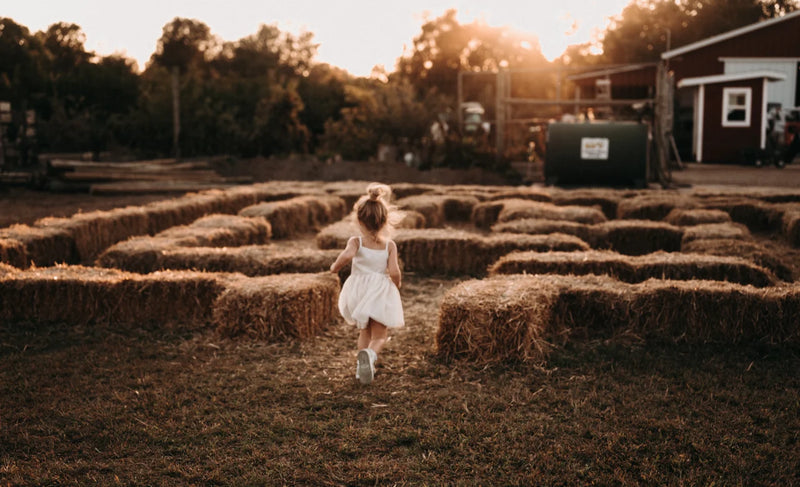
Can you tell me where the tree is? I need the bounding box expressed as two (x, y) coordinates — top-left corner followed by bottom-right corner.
(396, 9), (550, 103)
(599, 0), (798, 64)
(151, 18), (217, 158)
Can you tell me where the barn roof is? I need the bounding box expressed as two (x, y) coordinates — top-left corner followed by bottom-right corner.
(677, 70), (786, 88)
(661, 9), (800, 60)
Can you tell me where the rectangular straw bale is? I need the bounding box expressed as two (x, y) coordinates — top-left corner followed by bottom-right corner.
(482, 233), (590, 271)
(0, 224), (78, 267)
(665, 208), (732, 226)
(435, 276), (560, 364)
(156, 246), (341, 277)
(394, 229), (589, 276)
(599, 220), (683, 255)
(397, 210), (426, 229)
(390, 183), (438, 199)
(0, 265), (224, 327)
(498, 200), (607, 225)
(0, 262), (18, 276)
(158, 214), (272, 247)
(395, 229), (485, 275)
(213, 272), (340, 340)
(782, 210), (800, 247)
(700, 196), (783, 232)
(442, 195), (480, 221)
(680, 222), (751, 246)
(489, 250), (777, 287)
(142, 193), (222, 234)
(95, 236), (175, 273)
(396, 195), (447, 228)
(551, 189), (621, 219)
(34, 206), (151, 262)
(682, 238), (794, 282)
(472, 200), (507, 228)
(490, 219), (602, 247)
(616, 193), (700, 220)
(0, 237), (27, 268)
(238, 195), (345, 238)
(316, 219), (357, 249)
(486, 187), (552, 203)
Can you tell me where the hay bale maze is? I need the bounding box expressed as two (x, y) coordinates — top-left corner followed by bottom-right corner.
(3, 181), (800, 355)
(437, 274), (800, 364)
(430, 185), (800, 365)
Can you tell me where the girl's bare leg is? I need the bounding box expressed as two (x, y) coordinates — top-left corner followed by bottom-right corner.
(366, 318), (388, 355)
(357, 327), (371, 350)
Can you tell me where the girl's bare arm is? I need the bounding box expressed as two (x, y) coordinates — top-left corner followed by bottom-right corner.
(330, 237), (358, 273)
(387, 240), (402, 289)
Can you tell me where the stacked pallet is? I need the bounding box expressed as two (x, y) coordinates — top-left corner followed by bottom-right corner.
(45, 157), (252, 194)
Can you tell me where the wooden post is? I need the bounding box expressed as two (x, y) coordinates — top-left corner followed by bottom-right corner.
(172, 66), (181, 160)
(495, 70), (507, 159)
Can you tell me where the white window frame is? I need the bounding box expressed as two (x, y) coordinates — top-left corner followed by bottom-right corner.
(721, 87), (752, 127)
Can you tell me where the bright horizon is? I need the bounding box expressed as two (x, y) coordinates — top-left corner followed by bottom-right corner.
(4, 0), (632, 76)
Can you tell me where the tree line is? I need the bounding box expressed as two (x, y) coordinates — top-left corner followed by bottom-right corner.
(0, 0), (794, 169)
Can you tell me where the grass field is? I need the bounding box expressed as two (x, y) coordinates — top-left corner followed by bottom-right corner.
(1, 180), (800, 485)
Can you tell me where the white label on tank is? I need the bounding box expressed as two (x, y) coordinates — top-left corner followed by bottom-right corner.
(580, 137), (609, 160)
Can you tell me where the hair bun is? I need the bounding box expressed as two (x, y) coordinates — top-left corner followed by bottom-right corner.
(367, 183), (388, 201)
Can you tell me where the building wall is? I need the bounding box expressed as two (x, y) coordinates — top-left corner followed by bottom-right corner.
(702, 78), (764, 163)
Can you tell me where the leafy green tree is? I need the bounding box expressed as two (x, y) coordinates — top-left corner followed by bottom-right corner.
(599, 0), (798, 64)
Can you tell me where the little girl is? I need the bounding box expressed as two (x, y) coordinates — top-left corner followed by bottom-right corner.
(330, 183), (404, 385)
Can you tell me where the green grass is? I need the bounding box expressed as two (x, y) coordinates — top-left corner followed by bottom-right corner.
(1, 276), (798, 485)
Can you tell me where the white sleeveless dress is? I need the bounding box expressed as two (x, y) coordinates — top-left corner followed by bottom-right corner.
(338, 237), (404, 329)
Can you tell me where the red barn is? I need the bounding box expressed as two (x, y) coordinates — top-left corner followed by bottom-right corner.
(663, 10), (800, 163)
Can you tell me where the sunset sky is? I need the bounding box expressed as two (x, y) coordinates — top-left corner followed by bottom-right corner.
(5, 0), (632, 76)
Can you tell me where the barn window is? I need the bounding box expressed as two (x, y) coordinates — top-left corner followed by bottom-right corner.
(722, 87), (751, 127)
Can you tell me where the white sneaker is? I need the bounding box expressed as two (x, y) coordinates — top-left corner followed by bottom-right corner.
(357, 349), (375, 385)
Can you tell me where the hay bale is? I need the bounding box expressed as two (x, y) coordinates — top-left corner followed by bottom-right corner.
(680, 222), (751, 246)
(486, 187), (552, 203)
(682, 238), (795, 282)
(0, 237), (27, 268)
(397, 210), (426, 229)
(95, 236), (175, 273)
(442, 195), (481, 221)
(617, 193), (699, 220)
(394, 229), (588, 275)
(0, 262), (18, 276)
(498, 199), (607, 225)
(436, 274), (800, 364)
(395, 195), (447, 228)
(0, 224), (78, 267)
(33, 206), (151, 263)
(700, 197), (783, 233)
(0, 265), (224, 327)
(158, 214), (272, 247)
(665, 208), (732, 226)
(316, 220), (356, 250)
(395, 229), (486, 275)
(213, 272), (340, 341)
(491, 219), (603, 248)
(599, 220), (683, 255)
(783, 210), (800, 248)
(436, 276), (560, 364)
(551, 189), (622, 219)
(390, 183), (437, 199)
(483, 233), (589, 269)
(472, 200), (507, 228)
(156, 246), (341, 277)
(489, 250), (777, 287)
(239, 195), (346, 238)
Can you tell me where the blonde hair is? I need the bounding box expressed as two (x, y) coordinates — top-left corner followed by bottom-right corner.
(354, 183), (398, 238)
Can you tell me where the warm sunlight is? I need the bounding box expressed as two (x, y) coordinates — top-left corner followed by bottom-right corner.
(3, 0), (632, 76)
